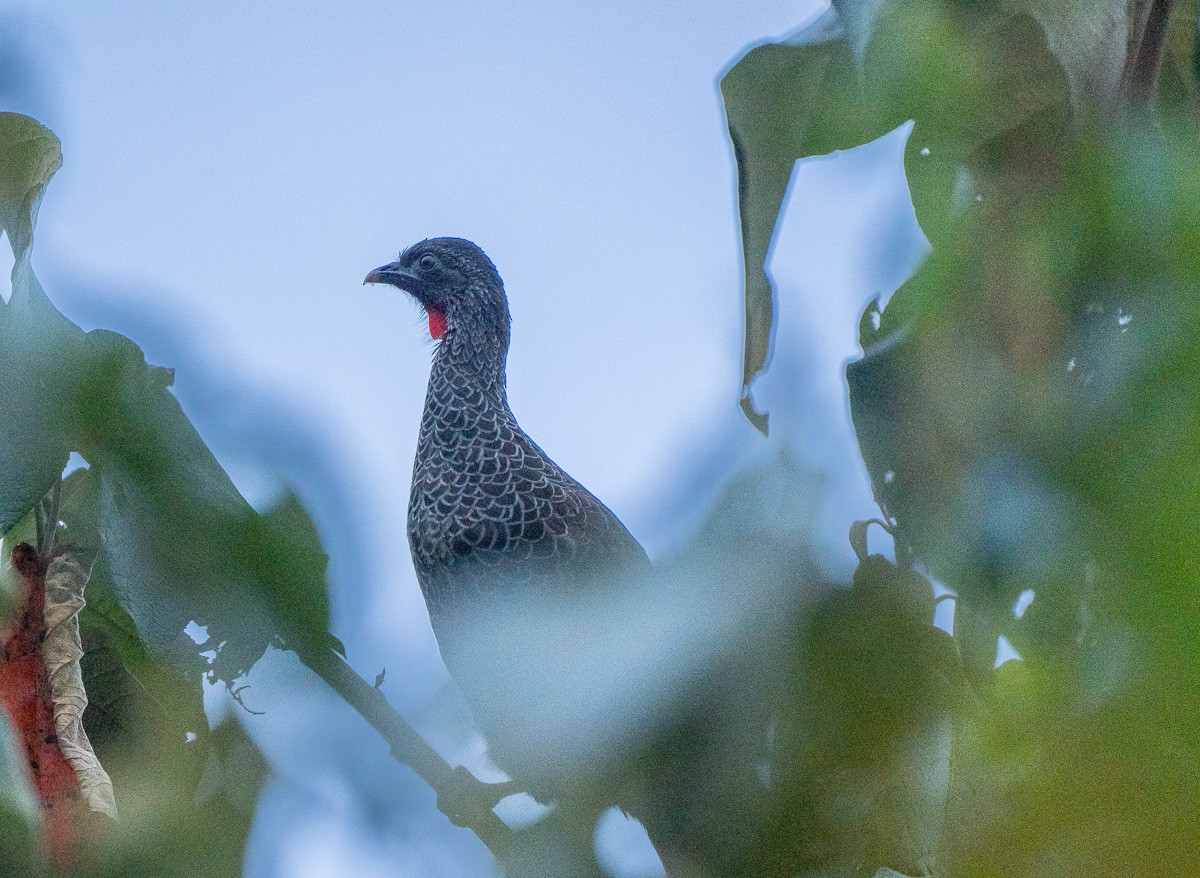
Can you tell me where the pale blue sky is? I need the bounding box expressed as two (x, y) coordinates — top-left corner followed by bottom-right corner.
(0, 2), (927, 875)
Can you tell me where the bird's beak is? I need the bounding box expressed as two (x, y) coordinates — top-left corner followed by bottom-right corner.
(364, 261), (410, 287)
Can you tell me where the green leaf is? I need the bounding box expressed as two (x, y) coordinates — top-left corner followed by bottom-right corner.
(766, 555), (960, 877)
(86, 710), (269, 878)
(79, 558), (209, 764)
(52, 458), (269, 878)
(54, 460), (269, 878)
(1, 114), (332, 686)
(837, 74), (1200, 878)
(247, 490), (332, 654)
(0, 112), (61, 259)
(193, 716), (270, 824)
(69, 328), (330, 678)
(1143, 0), (1200, 113)
(0, 113), (82, 535)
(720, 18), (853, 434)
(721, 2), (1072, 431)
(96, 461), (268, 678)
(0, 105), (304, 877)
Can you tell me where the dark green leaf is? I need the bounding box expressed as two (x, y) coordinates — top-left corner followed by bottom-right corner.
(77, 329), (330, 678)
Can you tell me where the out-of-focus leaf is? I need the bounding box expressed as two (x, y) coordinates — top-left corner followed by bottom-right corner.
(2, 113), (332, 684)
(940, 643), (1200, 878)
(196, 716), (270, 818)
(51, 463), (209, 763)
(833, 32), (1200, 871)
(0, 507), (37, 618)
(1, 112), (312, 875)
(831, 0), (888, 62)
(57, 462), (100, 555)
(79, 565), (208, 767)
(242, 490), (331, 656)
(1123, 0), (1199, 107)
(54, 463), (267, 878)
(721, 1), (1071, 431)
(721, 5), (1198, 876)
(720, 13), (851, 433)
(848, 518), (887, 562)
(845, 327), (912, 535)
(59, 470), (268, 878)
(87, 329), (268, 675)
(87, 714), (269, 878)
(0, 710), (40, 874)
(769, 555), (960, 877)
(1158, 0), (1200, 110)
(0, 539), (102, 870)
(1019, 0), (1127, 109)
(0, 113), (80, 534)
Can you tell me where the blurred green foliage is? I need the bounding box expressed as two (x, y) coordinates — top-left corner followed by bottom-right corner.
(719, 1), (1200, 876)
(0, 113), (327, 876)
(0, 708), (40, 874)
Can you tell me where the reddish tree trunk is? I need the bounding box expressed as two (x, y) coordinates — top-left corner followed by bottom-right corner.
(0, 543), (98, 869)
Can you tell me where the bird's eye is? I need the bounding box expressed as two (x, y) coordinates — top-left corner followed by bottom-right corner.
(418, 254), (437, 272)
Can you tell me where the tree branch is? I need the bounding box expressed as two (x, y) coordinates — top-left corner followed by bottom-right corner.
(295, 644), (515, 860)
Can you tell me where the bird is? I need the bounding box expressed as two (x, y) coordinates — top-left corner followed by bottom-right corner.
(364, 237), (652, 801)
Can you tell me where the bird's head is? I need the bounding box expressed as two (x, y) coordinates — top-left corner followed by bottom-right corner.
(364, 237), (508, 345)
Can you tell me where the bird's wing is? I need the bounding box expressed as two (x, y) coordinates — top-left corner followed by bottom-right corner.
(413, 424), (649, 604)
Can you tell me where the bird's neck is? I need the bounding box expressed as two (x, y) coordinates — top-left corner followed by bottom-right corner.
(429, 280), (511, 397)
(427, 329), (511, 423)
(428, 346), (507, 405)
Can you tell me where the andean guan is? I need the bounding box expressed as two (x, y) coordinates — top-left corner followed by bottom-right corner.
(364, 237), (652, 801)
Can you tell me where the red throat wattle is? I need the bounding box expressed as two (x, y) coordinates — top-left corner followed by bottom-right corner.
(427, 307), (447, 340)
